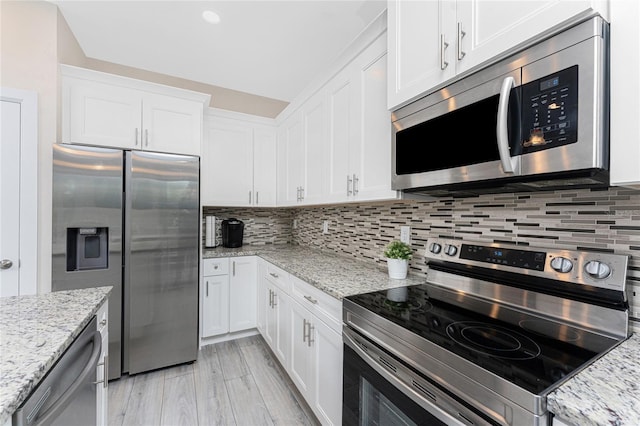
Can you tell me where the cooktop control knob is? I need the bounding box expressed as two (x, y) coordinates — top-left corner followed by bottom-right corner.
(584, 261), (612, 279)
(429, 243), (442, 254)
(550, 257), (573, 273)
(444, 244), (458, 256)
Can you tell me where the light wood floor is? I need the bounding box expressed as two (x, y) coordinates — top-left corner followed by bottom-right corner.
(108, 335), (320, 426)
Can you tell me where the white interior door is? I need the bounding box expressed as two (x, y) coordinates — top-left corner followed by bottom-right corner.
(0, 99), (21, 296)
(0, 88), (38, 296)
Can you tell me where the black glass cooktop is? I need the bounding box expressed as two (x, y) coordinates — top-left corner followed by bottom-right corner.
(345, 284), (618, 395)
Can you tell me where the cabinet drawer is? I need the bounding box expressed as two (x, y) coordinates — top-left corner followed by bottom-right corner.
(263, 262), (290, 292)
(290, 275), (341, 333)
(203, 258), (229, 276)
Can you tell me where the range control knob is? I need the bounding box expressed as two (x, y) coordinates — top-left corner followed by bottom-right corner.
(429, 243), (442, 254)
(550, 257), (573, 273)
(444, 244), (458, 256)
(584, 261), (612, 279)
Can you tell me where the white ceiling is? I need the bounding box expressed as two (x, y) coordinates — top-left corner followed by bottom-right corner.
(54, 0), (387, 102)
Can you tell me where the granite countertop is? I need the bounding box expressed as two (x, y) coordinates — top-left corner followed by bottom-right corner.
(0, 286), (112, 425)
(202, 245), (426, 299)
(206, 244), (640, 425)
(547, 332), (640, 426)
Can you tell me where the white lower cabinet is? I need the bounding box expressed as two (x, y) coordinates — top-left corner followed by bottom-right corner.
(96, 300), (109, 426)
(201, 257), (257, 342)
(258, 260), (343, 425)
(259, 260), (291, 366)
(229, 257), (257, 332)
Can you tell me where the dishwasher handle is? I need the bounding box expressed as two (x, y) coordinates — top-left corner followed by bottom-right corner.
(33, 330), (102, 426)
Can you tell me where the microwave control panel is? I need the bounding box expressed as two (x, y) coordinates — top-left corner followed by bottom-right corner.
(521, 65), (578, 153)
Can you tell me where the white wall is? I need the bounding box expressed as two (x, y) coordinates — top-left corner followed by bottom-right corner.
(1, 0), (58, 293)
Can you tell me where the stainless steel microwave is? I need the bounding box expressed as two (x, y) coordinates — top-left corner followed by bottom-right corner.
(392, 16), (609, 196)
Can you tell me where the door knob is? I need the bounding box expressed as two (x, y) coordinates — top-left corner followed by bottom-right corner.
(0, 259), (13, 270)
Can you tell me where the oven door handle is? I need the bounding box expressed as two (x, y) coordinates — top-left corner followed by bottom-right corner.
(496, 76), (518, 174)
(343, 329), (472, 426)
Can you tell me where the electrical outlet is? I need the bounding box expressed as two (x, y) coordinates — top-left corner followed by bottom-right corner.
(400, 226), (410, 244)
(322, 220), (329, 234)
(293, 219), (298, 229)
(630, 284), (640, 317)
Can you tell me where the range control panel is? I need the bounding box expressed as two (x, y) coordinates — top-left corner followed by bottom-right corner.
(425, 238), (629, 292)
(521, 65), (579, 153)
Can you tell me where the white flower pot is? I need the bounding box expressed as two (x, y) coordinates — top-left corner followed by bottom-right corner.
(386, 258), (408, 279)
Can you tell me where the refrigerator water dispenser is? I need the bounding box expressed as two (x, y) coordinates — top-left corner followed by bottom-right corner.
(66, 227), (108, 271)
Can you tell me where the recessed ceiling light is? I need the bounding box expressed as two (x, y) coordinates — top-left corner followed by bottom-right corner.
(202, 10), (220, 24)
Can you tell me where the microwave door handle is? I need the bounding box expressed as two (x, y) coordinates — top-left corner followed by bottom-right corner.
(496, 76), (517, 174)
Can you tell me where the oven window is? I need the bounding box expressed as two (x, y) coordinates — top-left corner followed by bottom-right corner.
(361, 377), (416, 426)
(343, 344), (447, 426)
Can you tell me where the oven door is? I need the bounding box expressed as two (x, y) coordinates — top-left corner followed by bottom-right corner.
(343, 328), (491, 426)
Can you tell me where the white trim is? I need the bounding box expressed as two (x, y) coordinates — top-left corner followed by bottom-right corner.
(60, 64), (212, 105)
(205, 107), (277, 127)
(0, 87), (38, 296)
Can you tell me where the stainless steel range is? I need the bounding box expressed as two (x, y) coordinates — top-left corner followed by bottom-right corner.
(342, 238), (630, 425)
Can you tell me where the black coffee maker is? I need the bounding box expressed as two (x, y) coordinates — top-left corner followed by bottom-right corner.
(221, 218), (244, 248)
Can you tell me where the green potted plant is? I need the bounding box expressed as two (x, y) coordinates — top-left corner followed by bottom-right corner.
(383, 240), (412, 279)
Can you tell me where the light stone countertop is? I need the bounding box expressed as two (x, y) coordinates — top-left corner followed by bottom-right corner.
(202, 244), (426, 300)
(547, 332), (640, 426)
(204, 244), (640, 425)
(0, 286), (112, 425)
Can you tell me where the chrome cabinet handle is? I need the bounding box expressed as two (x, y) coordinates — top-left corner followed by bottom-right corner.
(303, 319), (308, 343)
(144, 129), (149, 147)
(304, 295), (318, 304)
(232, 261), (236, 276)
(299, 187), (304, 201)
(497, 76), (518, 174)
(347, 175), (353, 196)
(256, 191), (259, 205)
(457, 22), (466, 60)
(0, 259), (13, 270)
(95, 355), (108, 389)
(135, 128), (140, 146)
(440, 34), (449, 70)
(272, 291), (277, 307)
(249, 191), (252, 204)
(268, 289), (273, 307)
(206, 280), (209, 297)
(100, 319), (107, 327)
(353, 174), (359, 195)
(269, 272), (279, 279)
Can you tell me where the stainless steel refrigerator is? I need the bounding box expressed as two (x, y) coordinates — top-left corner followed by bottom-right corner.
(52, 144), (199, 379)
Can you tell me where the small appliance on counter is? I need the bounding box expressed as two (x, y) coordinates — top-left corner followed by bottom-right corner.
(221, 218), (244, 248)
(205, 215), (217, 248)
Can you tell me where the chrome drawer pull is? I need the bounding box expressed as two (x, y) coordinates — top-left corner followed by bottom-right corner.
(304, 295), (318, 304)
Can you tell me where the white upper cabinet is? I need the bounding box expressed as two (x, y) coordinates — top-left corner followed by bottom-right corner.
(387, 0), (609, 110)
(610, 0), (640, 188)
(277, 111), (305, 205)
(202, 110), (277, 207)
(61, 65), (208, 156)
(301, 90), (329, 205)
(278, 15), (399, 206)
(327, 33), (398, 203)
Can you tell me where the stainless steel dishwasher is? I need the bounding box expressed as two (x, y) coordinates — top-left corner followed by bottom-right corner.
(13, 316), (101, 426)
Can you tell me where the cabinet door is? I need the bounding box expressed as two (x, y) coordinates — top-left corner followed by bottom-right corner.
(229, 257), (257, 332)
(264, 281), (290, 367)
(456, 0), (603, 75)
(67, 79), (141, 149)
(277, 112), (304, 205)
(253, 127), (277, 206)
(326, 67), (355, 202)
(202, 118), (254, 206)
(312, 319), (343, 426)
(202, 274), (229, 337)
(142, 93), (203, 156)
(352, 35), (398, 202)
(301, 91), (328, 204)
(387, 0), (456, 110)
(289, 300), (314, 399)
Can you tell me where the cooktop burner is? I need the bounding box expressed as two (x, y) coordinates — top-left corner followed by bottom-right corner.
(446, 321), (542, 360)
(345, 284), (616, 394)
